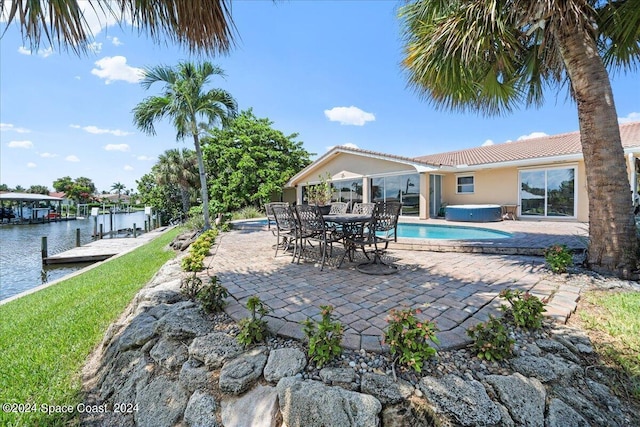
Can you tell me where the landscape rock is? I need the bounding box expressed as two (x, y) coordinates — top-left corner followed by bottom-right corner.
(277, 377), (382, 427)
(154, 305), (216, 339)
(149, 337), (189, 371)
(180, 358), (213, 392)
(134, 376), (189, 427)
(219, 347), (268, 395)
(189, 332), (243, 369)
(485, 373), (545, 427)
(419, 374), (502, 426)
(319, 367), (356, 388)
(510, 356), (558, 383)
(221, 385), (280, 427)
(115, 313), (157, 352)
(361, 373), (414, 405)
(184, 390), (220, 427)
(263, 347), (307, 383)
(546, 398), (589, 427)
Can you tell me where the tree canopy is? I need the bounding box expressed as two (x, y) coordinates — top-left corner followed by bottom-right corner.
(52, 176), (96, 203)
(201, 109), (312, 213)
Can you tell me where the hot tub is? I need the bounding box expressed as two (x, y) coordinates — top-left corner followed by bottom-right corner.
(445, 204), (502, 222)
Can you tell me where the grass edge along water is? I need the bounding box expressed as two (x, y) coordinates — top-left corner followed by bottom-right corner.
(0, 227), (180, 427)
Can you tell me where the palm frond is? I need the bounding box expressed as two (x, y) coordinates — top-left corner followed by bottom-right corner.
(132, 96), (171, 136)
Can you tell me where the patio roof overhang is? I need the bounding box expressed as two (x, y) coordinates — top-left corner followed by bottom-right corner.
(0, 192), (63, 202)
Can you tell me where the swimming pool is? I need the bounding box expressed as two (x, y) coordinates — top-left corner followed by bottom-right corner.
(233, 219), (511, 240)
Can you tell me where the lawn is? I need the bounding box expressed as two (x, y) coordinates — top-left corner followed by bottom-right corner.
(578, 290), (640, 398)
(0, 227), (180, 426)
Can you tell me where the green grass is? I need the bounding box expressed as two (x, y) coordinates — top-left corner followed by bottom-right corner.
(579, 290), (640, 398)
(0, 227), (180, 426)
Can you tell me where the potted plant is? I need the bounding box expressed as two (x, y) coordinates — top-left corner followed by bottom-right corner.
(306, 173), (334, 214)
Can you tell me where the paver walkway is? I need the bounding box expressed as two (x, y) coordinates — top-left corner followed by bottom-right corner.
(212, 220), (588, 352)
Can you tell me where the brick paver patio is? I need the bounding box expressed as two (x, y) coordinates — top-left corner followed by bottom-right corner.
(212, 219), (588, 352)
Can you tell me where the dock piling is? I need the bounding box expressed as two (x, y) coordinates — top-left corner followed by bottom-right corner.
(133, 223), (137, 238)
(41, 236), (48, 261)
(76, 228), (80, 247)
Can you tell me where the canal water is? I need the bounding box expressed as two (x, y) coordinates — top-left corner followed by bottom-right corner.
(0, 211), (149, 301)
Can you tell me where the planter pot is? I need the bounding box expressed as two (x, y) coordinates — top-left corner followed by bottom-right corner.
(317, 205), (331, 215)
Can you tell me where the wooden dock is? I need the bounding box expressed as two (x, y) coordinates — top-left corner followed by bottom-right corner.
(43, 227), (170, 265)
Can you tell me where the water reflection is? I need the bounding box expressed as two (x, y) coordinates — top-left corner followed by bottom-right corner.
(0, 211), (149, 300)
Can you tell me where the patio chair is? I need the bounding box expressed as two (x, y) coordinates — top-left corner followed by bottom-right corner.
(346, 201), (402, 274)
(271, 204), (299, 259)
(351, 202), (375, 215)
(294, 204), (342, 270)
(265, 202), (289, 229)
(329, 202), (348, 214)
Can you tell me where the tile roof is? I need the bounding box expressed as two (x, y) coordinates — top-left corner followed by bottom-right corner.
(414, 121), (640, 167)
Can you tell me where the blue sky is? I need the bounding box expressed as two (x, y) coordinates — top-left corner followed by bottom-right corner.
(1, 1), (639, 193)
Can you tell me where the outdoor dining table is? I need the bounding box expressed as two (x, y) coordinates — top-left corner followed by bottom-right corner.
(322, 213), (372, 268)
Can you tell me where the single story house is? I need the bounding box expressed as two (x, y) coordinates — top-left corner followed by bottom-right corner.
(286, 121), (640, 222)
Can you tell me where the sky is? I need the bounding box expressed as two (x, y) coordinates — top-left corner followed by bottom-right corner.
(1, 1), (639, 194)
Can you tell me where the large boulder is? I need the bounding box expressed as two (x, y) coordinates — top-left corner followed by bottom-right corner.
(134, 376), (189, 427)
(189, 332), (243, 369)
(485, 373), (545, 427)
(419, 374), (502, 426)
(184, 390), (220, 427)
(149, 337), (189, 371)
(221, 385), (280, 427)
(277, 377), (382, 427)
(219, 347), (268, 395)
(546, 398), (589, 427)
(263, 347), (307, 383)
(154, 305), (216, 339)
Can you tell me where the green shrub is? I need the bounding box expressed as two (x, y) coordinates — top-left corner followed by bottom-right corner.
(383, 307), (439, 373)
(231, 206), (263, 220)
(302, 305), (344, 368)
(181, 273), (203, 300)
(237, 296), (270, 346)
(543, 244), (573, 273)
(197, 276), (229, 313)
(467, 315), (515, 361)
(500, 289), (547, 329)
(180, 229), (218, 272)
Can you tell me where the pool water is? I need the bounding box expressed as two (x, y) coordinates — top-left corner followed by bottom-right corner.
(235, 219), (511, 240)
(396, 223), (511, 240)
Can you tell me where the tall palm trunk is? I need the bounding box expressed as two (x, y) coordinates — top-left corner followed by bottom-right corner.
(555, 24), (638, 278)
(193, 132), (211, 230)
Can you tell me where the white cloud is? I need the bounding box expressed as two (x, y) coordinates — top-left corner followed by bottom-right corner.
(27, 162), (37, 168)
(40, 152), (58, 158)
(481, 139), (494, 146)
(7, 140), (33, 148)
(1, 123), (30, 133)
(104, 144), (130, 152)
(70, 124), (132, 136)
(517, 131), (548, 141)
(91, 56), (143, 84)
(324, 106), (375, 126)
(124, 165), (134, 171)
(88, 41), (102, 53)
(65, 155), (80, 162)
(109, 36), (123, 46)
(619, 112), (640, 123)
(136, 155), (155, 161)
(18, 46), (53, 57)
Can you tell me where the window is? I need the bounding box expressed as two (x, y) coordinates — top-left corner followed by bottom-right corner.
(519, 167), (576, 218)
(456, 175), (474, 194)
(370, 173), (419, 216)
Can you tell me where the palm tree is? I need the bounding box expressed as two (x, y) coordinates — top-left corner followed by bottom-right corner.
(133, 62), (238, 230)
(1, 0), (236, 55)
(154, 148), (199, 217)
(399, 1), (640, 279)
(111, 182), (126, 205)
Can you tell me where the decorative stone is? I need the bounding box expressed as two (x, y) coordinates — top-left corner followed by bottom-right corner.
(150, 337), (189, 371)
(419, 374), (502, 426)
(189, 332), (243, 369)
(263, 348), (307, 383)
(277, 377), (381, 427)
(546, 398), (589, 427)
(221, 385), (279, 427)
(116, 313), (157, 351)
(219, 347), (268, 395)
(134, 376), (189, 427)
(485, 373), (545, 427)
(510, 356), (558, 383)
(154, 306), (216, 339)
(319, 367), (356, 385)
(180, 358), (212, 392)
(184, 390), (219, 427)
(360, 373), (414, 405)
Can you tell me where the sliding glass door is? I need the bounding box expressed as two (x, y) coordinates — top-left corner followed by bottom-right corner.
(519, 167), (576, 218)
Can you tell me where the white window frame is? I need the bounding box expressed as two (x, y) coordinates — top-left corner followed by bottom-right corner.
(456, 174), (475, 194)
